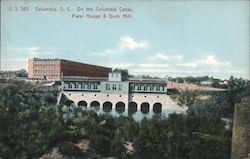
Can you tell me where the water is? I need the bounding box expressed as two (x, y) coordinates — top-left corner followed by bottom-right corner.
(74, 106), (186, 121)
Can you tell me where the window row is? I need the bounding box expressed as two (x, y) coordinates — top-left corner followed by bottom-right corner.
(64, 83), (99, 90)
(130, 84), (165, 92)
(33, 65), (59, 69)
(32, 75), (60, 79)
(33, 60), (60, 64)
(106, 83), (123, 91)
(34, 70), (59, 74)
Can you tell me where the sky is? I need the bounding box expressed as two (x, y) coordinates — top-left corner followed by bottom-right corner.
(1, 0), (249, 79)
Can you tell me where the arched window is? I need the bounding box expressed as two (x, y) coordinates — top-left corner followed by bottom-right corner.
(77, 101), (87, 108)
(153, 103), (162, 113)
(90, 101), (100, 110)
(65, 100), (75, 107)
(115, 102), (125, 113)
(103, 101), (112, 113)
(141, 102), (149, 114)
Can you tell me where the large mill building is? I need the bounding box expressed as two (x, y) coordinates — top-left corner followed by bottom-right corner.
(27, 58), (112, 81)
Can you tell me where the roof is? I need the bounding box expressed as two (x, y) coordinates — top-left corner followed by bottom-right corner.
(31, 58), (112, 70)
(167, 81), (227, 92)
(62, 76), (167, 84)
(62, 76), (108, 82)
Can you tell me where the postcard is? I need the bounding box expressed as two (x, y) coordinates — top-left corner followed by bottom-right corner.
(0, 0), (249, 158)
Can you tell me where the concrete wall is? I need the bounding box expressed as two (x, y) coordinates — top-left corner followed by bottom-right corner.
(60, 91), (184, 112)
(108, 72), (122, 81)
(231, 97), (250, 159)
(100, 81), (129, 94)
(27, 58), (34, 79)
(61, 91), (129, 111)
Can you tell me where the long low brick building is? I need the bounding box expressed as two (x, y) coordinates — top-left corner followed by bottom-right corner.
(27, 58), (112, 81)
(167, 81), (226, 92)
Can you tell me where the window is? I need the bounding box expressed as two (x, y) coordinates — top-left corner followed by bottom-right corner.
(119, 84), (123, 91)
(138, 85), (142, 91)
(130, 84), (135, 90)
(150, 85), (154, 91)
(143, 85), (147, 91)
(156, 86), (160, 91)
(82, 83), (85, 89)
(94, 83), (98, 89)
(87, 83), (91, 89)
(161, 86), (164, 91)
(65, 83), (68, 88)
(106, 84), (110, 90)
(112, 84), (117, 90)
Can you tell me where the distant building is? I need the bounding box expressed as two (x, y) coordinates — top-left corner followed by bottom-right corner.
(200, 80), (213, 86)
(219, 80), (228, 86)
(27, 58), (112, 81)
(0, 71), (16, 80)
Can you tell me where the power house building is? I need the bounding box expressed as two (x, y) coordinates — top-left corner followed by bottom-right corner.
(59, 71), (185, 114)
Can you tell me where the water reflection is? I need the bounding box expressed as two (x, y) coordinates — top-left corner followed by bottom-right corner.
(141, 102), (149, 114)
(78, 107), (185, 121)
(90, 101), (100, 110)
(128, 108), (137, 116)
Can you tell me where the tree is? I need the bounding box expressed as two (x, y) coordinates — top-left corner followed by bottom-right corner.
(113, 68), (129, 81)
(176, 90), (198, 112)
(227, 76), (250, 112)
(211, 80), (221, 88)
(16, 69), (28, 77)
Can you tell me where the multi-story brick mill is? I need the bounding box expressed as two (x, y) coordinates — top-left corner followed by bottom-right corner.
(27, 58), (112, 81)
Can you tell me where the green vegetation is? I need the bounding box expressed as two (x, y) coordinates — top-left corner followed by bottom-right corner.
(0, 77), (249, 158)
(172, 76), (250, 118)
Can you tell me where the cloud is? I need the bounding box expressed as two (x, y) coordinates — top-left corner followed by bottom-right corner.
(111, 63), (133, 69)
(2, 58), (26, 62)
(175, 55), (183, 60)
(2, 47), (59, 58)
(27, 47), (59, 57)
(138, 64), (169, 68)
(27, 47), (39, 57)
(96, 36), (149, 56)
(1, 58), (26, 71)
(111, 63), (169, 69)
(96, 49), (116, 56)
(176, 62), (197, 68)
(119, 36), (149, 50)
(132, 69), (168, 73)
(147, 53), (168, 61)
(197, 55), (231, 67)
(175, 55), (230, 69)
